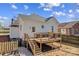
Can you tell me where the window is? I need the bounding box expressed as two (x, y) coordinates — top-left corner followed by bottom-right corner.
(41, 25), (44, 29)
(51, 26), (54, 32)
(32, 27), (35, 32)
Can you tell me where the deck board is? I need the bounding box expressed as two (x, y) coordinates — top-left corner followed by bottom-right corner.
(34, 37), (61, 43)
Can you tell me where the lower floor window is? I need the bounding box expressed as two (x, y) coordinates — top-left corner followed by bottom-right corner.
(32, 27), (35, 32)
(51, 26), (54, 32)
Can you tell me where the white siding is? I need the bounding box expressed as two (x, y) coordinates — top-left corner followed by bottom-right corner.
(45, 18), (58, 33)
(10, 27), (20, 38)
(21, 19), (58, 37)
(22, 20), (45, 37)
(10, 14), (59, 39)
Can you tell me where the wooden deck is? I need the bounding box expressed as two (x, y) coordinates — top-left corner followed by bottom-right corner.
(34, 37), (61, 51)
(27, 37), (62, 52)
(24, 33), (62, 55)
(34, 37), (61, 43)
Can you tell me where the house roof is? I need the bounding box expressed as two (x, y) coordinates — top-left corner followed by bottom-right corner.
(46, 17), (54, 21)
(58, 23), (68, 28)
(58, 21), (79, 28)
(18, 13), (45, 22)
(18, 13), (58, 22)
(11, 13), (58, 26)
(46, 16), (59, 24)
(46, 16), (56, 21)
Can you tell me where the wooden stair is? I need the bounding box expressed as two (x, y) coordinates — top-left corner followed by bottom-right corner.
(27, 39), (42, 55)
(24, 34), (42, 55)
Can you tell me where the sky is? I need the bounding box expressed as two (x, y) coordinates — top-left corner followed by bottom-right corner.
(0, 3), (79, 27)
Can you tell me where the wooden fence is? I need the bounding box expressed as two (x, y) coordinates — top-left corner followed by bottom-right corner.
(62, 35), (79, 45)
(0, 40), (18, 54)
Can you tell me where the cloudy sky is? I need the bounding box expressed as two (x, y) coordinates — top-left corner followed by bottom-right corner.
(0, 3), (79, 27)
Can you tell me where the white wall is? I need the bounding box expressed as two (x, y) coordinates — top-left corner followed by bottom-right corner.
(10, 27), (20, 38)
(22, 20), (45, 37)
(20, 18), (58, 38)
(45, 18), (59, 33)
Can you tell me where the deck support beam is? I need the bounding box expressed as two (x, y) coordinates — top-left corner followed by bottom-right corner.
(40, 43), (42, 52)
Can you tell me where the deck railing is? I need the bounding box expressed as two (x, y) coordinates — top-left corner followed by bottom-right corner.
(0, 40), (18, 54)
(34, 32), (61, 38)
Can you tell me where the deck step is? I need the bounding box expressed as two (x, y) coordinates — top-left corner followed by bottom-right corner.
(27, 40), (41, 55)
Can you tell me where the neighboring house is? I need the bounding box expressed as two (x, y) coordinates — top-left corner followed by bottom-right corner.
(10, 14), (59, 40)
(58, 21), (79, 36)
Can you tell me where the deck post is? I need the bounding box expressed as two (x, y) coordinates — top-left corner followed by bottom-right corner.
(27, 39), (29, 49)
(40, 43), (42, 52)
(60, 38), (62, 47)
(40, 39), (42, 52)
(27, 42), (28, 49)
(60, 34), (62, 48)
